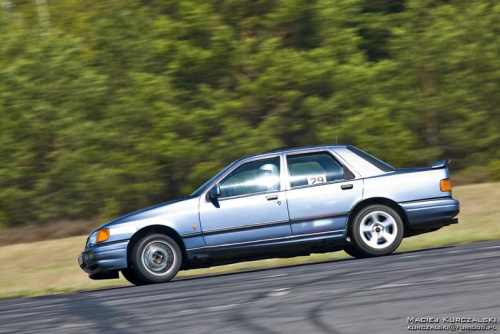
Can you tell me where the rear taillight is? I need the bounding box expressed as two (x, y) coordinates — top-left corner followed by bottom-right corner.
(440, 179), (452, 192)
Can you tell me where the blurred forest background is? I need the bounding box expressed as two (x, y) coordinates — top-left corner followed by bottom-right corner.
(0, 0), (499, 228)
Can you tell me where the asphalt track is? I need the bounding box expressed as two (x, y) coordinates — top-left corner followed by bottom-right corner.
(1, 241), (500, 334)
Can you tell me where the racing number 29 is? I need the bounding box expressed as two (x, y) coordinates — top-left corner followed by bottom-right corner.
(307, 174), (327, 185)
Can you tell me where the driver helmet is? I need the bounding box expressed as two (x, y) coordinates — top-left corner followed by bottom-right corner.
(257, 164), (279, 176)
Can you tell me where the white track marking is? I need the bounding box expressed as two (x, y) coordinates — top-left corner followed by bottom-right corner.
(465, 274), (487, 278)
(268, 287), (291, 297)
(263, 274), (288, 279)
(205, 303), (240, 311)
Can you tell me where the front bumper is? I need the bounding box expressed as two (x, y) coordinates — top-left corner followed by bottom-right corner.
(400, 197), (460, 229)
(78, 240), (129, 280)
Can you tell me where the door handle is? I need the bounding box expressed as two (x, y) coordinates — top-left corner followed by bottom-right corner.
(266, 195), (278, 201)
(341, 184), (353, 190)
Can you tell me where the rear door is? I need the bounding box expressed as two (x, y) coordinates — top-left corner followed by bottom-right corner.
(284, 150), (363, 235)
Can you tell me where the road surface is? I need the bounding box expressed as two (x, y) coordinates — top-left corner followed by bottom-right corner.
(1, 241), (499, 333)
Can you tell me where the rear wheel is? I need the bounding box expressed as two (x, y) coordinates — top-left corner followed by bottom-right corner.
(343, 243), (370, 259)
(129, 233), (182, 285)
(347, 205), (403, 258)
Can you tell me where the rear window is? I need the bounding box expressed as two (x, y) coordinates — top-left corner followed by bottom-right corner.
(287, 152), (345, 188)
(346, 146), (394, 172)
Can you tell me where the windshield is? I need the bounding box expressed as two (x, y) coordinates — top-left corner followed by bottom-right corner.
(190, 160), (239, 197)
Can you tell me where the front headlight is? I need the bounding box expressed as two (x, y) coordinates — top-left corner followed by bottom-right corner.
(87, 228), (110, 247)
(87, 231), (98, 247)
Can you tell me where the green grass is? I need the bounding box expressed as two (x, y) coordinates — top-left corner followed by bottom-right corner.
(1, 182), (499, 299)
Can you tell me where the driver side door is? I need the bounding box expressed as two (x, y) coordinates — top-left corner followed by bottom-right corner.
(199, 155), (291, 246)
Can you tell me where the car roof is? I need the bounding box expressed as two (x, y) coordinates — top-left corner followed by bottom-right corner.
(250, 144), (349, 159)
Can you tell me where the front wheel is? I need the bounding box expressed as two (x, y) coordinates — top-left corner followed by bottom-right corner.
(348, 205), (404, 257)
(121, 268), (144, 285)
(129, 234), (182, 285)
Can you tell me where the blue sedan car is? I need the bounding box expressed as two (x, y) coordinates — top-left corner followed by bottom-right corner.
(79, 145), (459, 285)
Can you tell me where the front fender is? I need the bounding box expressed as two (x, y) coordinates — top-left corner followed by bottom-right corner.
(97, 197), (202, 245)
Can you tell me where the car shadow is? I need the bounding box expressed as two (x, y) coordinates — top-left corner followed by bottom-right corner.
(71, 244), (458, 292)
(393, 244), (456, 255)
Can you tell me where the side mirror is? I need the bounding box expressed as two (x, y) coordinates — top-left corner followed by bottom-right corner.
(208, 185), (221, 200)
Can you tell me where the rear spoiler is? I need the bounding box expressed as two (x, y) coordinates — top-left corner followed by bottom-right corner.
(432, 159), (450, 169)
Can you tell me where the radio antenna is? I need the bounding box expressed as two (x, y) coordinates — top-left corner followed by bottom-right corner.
(335, 110), (338, 144)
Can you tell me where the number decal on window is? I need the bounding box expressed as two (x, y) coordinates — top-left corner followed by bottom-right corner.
(307, 174), (327, 185)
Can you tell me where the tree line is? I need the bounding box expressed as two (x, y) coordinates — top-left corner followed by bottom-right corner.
(0, 0), (499, 226)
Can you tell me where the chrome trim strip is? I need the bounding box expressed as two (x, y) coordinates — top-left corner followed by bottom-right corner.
(180, 232), (203, 238)
(187, 230), (345, 250)
(200, 213), (349, 235)
(202, 219), (290, 234)
(399, 197), (454, 204)
(289, 212), (349, 222)
(406, 204), (458, 212)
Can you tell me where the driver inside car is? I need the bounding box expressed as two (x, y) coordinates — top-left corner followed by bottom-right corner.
(256, 163), (280, 192)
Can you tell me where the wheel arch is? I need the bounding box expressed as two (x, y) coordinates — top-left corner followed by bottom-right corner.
(127, 225), (188, 268)
(346, 197), (409, 236)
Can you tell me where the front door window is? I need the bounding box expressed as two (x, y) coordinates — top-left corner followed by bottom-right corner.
(219, 157), (281, 198)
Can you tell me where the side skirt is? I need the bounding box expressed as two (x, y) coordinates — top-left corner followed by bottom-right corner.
(183, 231), (347, 269)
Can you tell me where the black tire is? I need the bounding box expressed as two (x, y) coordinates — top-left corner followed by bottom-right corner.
(343, 243), (371, 259)
(130, 233), (182, 284)
(349, 204), (404, 257)
(121, 268), (145, 286)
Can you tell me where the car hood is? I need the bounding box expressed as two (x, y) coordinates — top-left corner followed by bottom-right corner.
(96, 196), (195, 231)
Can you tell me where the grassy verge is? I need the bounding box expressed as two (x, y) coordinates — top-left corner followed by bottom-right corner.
(1, 182), (498, 299)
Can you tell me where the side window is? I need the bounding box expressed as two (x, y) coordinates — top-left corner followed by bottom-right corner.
(219, 157), (281, 198)
(287, 152), (344, 188)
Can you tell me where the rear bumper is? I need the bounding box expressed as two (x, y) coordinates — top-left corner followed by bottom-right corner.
(400, 198), (459, 229)
(78, 240), (129, 280)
